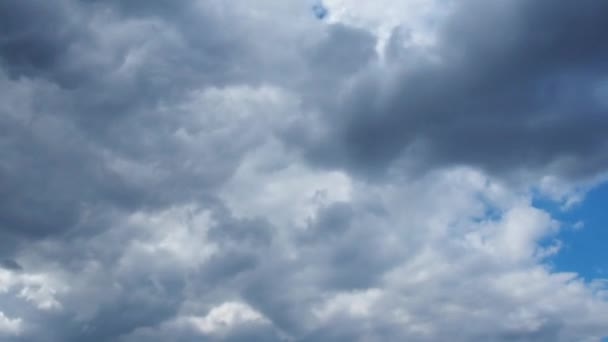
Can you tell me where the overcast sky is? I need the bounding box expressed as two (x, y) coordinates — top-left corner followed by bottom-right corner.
(1, 1), (608, 341)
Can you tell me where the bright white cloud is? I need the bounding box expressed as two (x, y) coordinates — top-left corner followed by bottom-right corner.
(0, 269), (64, 312)
(221, 138), (353, 228)
(189, 301), (269, 334)
(0, 312), (22, 336)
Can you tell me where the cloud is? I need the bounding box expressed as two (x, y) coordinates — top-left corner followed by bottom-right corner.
(0, 260), (22, 272)
(1, 0), (607, 341)
(300, 0), (608, 181)
(0, 312), (22, 337)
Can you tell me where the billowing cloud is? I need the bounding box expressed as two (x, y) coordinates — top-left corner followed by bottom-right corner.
(302, 0), (608, 180)
(1, 0), (607, 341)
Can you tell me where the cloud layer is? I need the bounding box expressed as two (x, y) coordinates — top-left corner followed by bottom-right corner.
(1, 0), (608, 341)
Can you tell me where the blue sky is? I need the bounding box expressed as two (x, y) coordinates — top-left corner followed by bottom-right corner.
(311, 2), (329, 20)
(541, 182), (608, 281)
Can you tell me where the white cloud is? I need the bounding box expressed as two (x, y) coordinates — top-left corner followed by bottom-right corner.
(0, 312), (22, 336)
(323, 0), (450, 53)
(189, 301), (269, 334)
(221, 138), (353, 228)
(313, 288), (383, 320)
(0, 269), (64, 312)
(121, 206), (218, 269)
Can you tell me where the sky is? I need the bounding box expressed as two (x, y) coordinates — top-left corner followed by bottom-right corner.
(0, 0), (608, 341)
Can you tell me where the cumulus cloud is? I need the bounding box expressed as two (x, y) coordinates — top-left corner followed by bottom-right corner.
(0, 311), (22, 336)
(1, 0), (608, 341)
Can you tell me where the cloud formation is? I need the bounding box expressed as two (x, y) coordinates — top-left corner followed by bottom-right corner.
(1, 0), (607, 341)
(302, 0), (608, 180)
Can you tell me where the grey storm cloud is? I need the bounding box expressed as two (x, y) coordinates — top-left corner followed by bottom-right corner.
(1, 0), (608, 341)
(301, 0), (608, 180)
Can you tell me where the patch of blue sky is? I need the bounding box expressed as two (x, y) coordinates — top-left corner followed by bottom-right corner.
(471, 192), (503, 224)
(311, 2), (328, 20)
(533, 181), (608, 281)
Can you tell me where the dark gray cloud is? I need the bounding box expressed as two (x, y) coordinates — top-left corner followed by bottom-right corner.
(0, 0), (273, 246)
(1, 0), (608, 341)
(0, 0), (85, 84)
(302, 0), (608, 180)
(0, 259), (22, 271)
